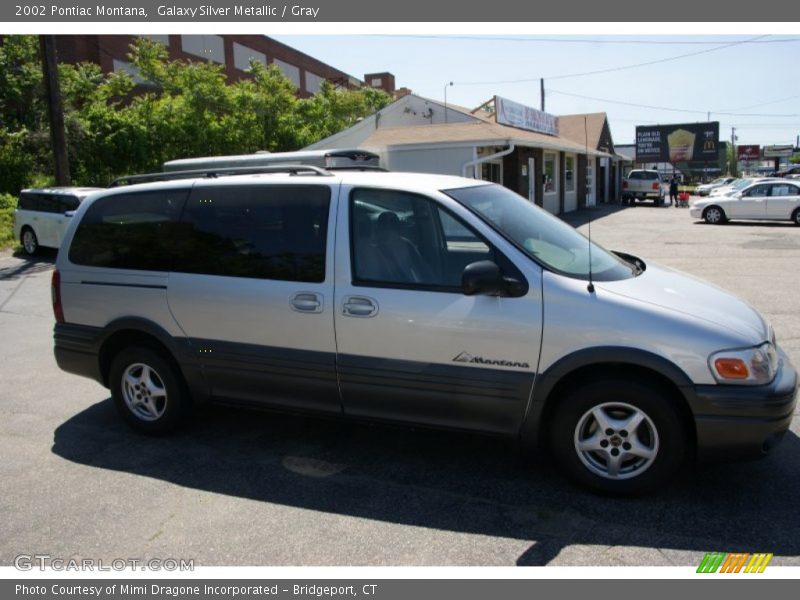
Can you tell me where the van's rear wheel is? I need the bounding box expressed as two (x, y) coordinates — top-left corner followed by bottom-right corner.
(551, 379), (687, 495)
(21, 227), (39, 256)
(109, 346), (189, 434)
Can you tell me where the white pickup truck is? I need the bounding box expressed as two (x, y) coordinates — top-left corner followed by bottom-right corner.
(621, 170), (665, 206)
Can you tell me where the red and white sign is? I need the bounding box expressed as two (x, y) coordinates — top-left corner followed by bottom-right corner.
(737, 145), (760, 161)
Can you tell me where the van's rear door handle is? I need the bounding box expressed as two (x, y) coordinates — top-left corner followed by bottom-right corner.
(342, 296), (378, 318)
(290, 292), (323, 313)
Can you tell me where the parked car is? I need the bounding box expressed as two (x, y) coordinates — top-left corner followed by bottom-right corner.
(695, 177), (735, 197)
(708, 177), (779, 198)
(13, 187), (103, 256)
(52, 166), (797, 495)
(775, 165), (800, 178)
(691, 180), (800, 225)
(621, 169), (665, 205)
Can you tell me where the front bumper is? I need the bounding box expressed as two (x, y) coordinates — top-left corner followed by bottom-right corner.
(685, 350), (797, 461)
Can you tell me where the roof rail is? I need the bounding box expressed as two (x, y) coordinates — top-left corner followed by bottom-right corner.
(109, 164), (333, 188)
(327, 165), (388, 172)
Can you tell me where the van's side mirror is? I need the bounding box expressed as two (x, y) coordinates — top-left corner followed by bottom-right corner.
(462, 261), (525, 297)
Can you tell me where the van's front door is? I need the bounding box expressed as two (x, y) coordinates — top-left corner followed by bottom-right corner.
(333, 186), (542, 435)
(166, 182), (341, 413)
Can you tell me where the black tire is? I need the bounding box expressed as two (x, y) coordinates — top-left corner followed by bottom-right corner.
(20, 227), (39, 256)
(550, 379), (688, 495)
(109, 346), (190, 434)
(703, 205), (726, 225)
(792, 208), (800, 226)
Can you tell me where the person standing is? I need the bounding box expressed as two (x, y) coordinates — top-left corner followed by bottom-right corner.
(669, 176), (679, 207)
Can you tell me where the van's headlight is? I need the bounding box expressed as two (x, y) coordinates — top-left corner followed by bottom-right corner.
(709, 342), (778, 385)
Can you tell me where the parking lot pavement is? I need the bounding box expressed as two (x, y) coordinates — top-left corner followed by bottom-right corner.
(1, 205), (799, 567)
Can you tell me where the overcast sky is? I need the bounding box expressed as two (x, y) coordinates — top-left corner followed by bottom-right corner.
(272, 34), (800, 148)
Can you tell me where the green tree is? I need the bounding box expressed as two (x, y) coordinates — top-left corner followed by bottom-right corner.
(0, 35), (45, 131)
(0, 36), (393, 192)
(296, 81), (391, 146)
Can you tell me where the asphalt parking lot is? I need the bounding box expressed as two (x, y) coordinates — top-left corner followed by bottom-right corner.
(1, 202), (798, 567)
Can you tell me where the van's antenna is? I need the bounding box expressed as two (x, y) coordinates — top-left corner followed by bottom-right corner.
(585, 116), (595, 294)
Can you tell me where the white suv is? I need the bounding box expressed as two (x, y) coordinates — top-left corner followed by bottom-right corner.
(13, 187), (103, 255)
(51, 166), (796, 494)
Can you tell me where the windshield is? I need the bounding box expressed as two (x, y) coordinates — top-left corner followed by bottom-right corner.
(731, 178), (754, 190)
(445, 184), (637, 281)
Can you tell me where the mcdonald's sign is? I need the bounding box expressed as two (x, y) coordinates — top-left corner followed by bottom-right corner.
(635, 122), (720, 163)
(696, 552), (773, 573)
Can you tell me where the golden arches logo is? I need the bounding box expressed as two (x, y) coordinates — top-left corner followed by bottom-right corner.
(697, 552), (773, 573)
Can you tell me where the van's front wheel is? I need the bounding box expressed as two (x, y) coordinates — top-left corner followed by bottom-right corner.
(551, 379), (687, 495)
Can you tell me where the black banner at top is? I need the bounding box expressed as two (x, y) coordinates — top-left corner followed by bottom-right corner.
(635, 122), (720, 164)
(3, 0), (800, 21)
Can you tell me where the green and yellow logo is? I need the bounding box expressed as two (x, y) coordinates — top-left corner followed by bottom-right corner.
(697, 552), (773, 573)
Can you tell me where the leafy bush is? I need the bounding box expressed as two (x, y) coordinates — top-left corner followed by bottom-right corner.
(0, 193), (18, 250)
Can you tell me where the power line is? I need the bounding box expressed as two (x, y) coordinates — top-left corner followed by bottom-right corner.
(455, 35), (770, 84)
(369, 34), (800, 46)
(549, 88), (800, 117)
(714, 94), (800, 112)
(552, 90), (706, 115)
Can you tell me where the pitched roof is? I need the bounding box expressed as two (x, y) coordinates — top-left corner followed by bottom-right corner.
(361, 120), (605, 155)
(556, 113), (609, 150)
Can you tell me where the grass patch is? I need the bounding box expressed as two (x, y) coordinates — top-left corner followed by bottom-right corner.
(0, 193), (18, 250)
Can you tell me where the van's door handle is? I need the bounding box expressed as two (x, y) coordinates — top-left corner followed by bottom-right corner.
(342, 296), (378, 318)
(290, 292), (323, 313)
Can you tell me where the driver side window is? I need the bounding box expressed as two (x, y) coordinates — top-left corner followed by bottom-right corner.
(350, 188), (499, 290)
(744, 185), (769, 198)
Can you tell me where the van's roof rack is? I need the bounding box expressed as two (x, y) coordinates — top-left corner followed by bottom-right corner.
(109, 164), (333, 188)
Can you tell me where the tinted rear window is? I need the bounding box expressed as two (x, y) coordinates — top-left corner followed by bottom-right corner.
(18, 193), (38, 211)
(59, 195), (81, 212)
(18, 192), (83, 212)
(628, 172), (660, 181)
(172, 185), (331, 283)
(69, 190), (188, 270)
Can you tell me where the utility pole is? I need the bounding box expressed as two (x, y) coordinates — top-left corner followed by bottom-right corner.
(730, 127), (737, 177)
(40, 35), (70, 186)
(540, 78), (545, 112)
(443, 81), (453, 124)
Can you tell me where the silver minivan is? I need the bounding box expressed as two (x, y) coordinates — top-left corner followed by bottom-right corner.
(52, 168), (797, 494)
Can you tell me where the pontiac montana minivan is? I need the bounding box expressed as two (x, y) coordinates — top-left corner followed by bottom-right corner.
(52, 166), (797, 494)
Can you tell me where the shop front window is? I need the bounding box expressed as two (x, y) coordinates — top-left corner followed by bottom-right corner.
(544, 153), (557, 194)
